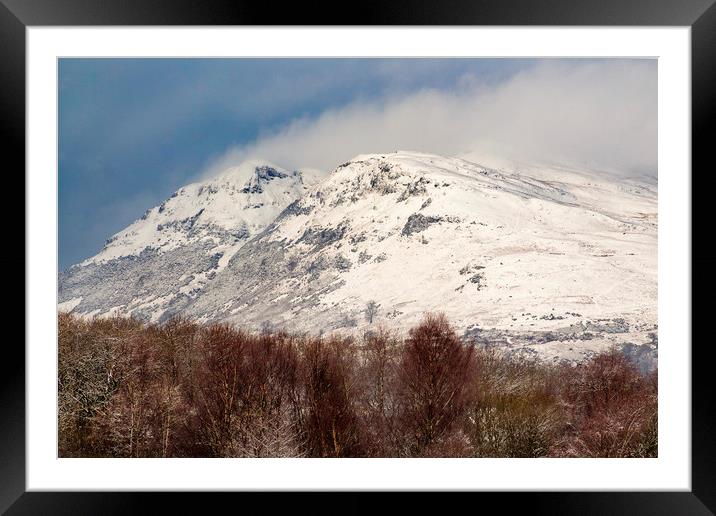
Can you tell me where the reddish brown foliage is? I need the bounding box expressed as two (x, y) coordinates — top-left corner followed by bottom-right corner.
(395, 314), (475, 456)
(58, 312), (657, 458)
(298, 337), (362, 457)
(550, 350), (658, 457)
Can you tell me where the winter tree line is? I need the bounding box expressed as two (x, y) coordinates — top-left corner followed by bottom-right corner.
(58, 312), (657, 458)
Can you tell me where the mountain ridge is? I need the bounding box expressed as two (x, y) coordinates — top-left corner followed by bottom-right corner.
(59, 161), (325, 321)
(59, 151), (657, 365)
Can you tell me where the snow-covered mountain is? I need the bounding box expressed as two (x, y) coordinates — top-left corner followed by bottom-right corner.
(58, 161), (324, 321)
(59, 151), (658, 365)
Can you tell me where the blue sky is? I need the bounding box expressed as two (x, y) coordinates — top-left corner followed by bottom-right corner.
(58, 58), (656, 270)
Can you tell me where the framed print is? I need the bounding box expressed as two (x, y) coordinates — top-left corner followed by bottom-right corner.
(6, 0), (715, 513)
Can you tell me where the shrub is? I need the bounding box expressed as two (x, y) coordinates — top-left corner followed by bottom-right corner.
(465, 348), (564, 457)
(550, 350), (658, 457)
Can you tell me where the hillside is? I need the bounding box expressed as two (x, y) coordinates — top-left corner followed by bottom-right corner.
(60, 151), (658, 364)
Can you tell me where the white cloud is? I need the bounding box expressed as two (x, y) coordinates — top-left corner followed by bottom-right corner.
(202, 60), (656, 178)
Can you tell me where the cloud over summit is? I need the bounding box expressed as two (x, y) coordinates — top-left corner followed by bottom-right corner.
(204, 60), (656, 178)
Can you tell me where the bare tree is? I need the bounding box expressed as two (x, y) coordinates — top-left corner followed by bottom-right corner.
(358, 327), (400, 456)
(260, 320), (274, 335)
(57, 312), (657, 459)
(365, 300), (379, 324)
(395, 313), (475, 456)
(298, 336), (363, 457)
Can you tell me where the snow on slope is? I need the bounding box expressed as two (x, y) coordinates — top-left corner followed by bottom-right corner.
(59, 161), (325, 322)
(183, 151), (657, 364)
(82, 160), (323, 265)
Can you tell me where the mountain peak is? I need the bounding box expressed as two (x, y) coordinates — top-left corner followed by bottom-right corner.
(80, 161), (326, 265)
(214, 159), (287, 184)
(60, 152), (657, 365)
(183, 152), (656, 361)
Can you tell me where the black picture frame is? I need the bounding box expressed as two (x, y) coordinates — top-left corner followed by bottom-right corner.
(5, 0), (714, 513)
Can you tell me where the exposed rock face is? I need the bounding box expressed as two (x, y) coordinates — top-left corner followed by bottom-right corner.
(401, 213), (442, 236)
